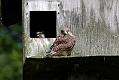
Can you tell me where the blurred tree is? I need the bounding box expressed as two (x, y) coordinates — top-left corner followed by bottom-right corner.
(0, 23), (22, 80)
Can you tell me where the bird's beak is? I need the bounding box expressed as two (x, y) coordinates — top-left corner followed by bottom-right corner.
(64, 30), (67, 34)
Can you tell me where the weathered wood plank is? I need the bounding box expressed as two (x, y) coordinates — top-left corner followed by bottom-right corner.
(23, 0), (119, 58)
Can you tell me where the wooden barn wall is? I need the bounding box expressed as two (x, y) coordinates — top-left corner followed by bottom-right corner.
(23, 0), (119, 58)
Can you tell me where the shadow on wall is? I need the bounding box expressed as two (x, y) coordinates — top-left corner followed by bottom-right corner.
(23, 57), (119, 80)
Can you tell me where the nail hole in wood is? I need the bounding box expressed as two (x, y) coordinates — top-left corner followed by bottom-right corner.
(26, 13), (28, 15)
(58, 4), (60, 7)
(58, 12), (59, 14)
(26, 2), (28, 5)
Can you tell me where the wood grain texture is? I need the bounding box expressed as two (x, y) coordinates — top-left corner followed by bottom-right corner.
(23, 0), (119, 58)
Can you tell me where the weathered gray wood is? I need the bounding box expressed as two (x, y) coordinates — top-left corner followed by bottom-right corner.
(23, 0), (58, 58)
(23, 0), (119, 58)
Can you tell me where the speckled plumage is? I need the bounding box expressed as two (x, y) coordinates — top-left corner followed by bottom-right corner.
(51, 33), (76, 56)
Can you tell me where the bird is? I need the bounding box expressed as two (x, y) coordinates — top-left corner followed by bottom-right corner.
(36, 31), (45, 38)
(46, 29), (76, 57)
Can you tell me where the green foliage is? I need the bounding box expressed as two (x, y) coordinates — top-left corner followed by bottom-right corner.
(0, 24), (22, 80)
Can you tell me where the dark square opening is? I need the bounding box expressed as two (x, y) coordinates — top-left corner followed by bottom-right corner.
(30, 11), (56, 38)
